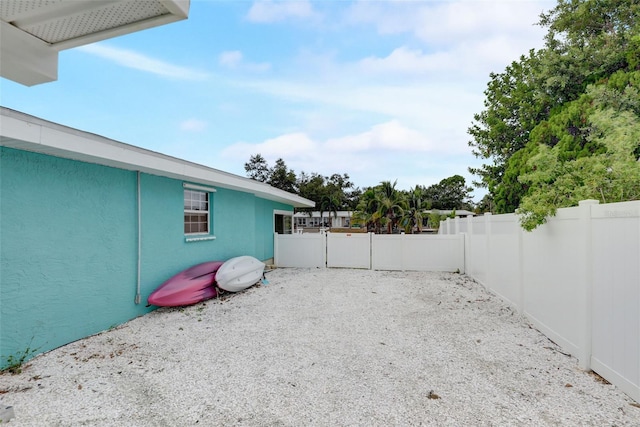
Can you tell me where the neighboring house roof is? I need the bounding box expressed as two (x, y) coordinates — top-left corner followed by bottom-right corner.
(294, 211), (353, 218)
(0, 107), (315, 208)
(0, 0), (190, 86)
(427, 209), (476, 217)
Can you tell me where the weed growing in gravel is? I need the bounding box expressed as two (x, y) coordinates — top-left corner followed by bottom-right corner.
(2, 342), (40, 374)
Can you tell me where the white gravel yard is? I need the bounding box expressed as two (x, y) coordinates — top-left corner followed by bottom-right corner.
(1, 268), (639, 426)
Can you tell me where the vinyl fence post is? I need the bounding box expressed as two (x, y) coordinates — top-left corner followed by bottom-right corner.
(274, 232), (279, 267)
(465, 215), (473, 275)
(368, 232), (373, 270)
(484, 213), (492, 288)
(401, 232), (406, 272)
(578, 199), (599, 370)
(322, 230), (328, 269)
(516, 217), (525, 314)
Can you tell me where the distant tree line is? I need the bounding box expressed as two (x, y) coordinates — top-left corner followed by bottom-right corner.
(244, 154), (474, 233)
(469, 0), (640, 230)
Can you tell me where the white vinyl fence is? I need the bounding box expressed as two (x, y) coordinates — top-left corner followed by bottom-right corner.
(274, 200), (640, 402)
(371, 234), (464, 271)
(274, 233), (326, 268)
(440, 199), (640, 402)
(274, 232), (464, 272)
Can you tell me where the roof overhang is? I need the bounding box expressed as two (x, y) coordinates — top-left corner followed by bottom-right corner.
(0, 0), (190, 86)
(0, 107), (315, 209)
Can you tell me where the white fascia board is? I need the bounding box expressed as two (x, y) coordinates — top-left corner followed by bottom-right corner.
(0, 21), (58, 86)
(0, 108), (315, 208)
(178, 164), (314, 207)
(160, 0), (190, 18)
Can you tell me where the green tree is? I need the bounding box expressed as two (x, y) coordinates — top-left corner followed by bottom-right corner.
(423, 175), (474, 210)
(244, 153), (270, 182)
(469, 0), (640, 212)
(296, 172), (357, 222)
(319, 194), (340, 227)
(427, 210), (445, 231)
(353, 187), (382, 233)
(325, 174), (354, 209)
(474, 194), (494, 214)
(518, 103), (640, 231)
(297, 172), (326, 217)
(468, 50), (549, 206)
(375, 180), (406, 234)
(400, 186), (427, 233)
(268, 158), (297, 193)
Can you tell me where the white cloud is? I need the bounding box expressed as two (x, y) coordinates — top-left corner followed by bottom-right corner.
(356, 38), (534, 79)
(345, 0), (552, 76)
(247, 0), (319, 23)
(344, 1), (409, 35)
(77, 44), (209, 80)
(180, 119), (208, 132)
(412, 1), (552, 46)
(325, 120), (432, 153)
(219, 51), (243, 68)
(225, 1), (550, 163)
(235, 78), (482, 154)
(358, 46), (453, 75)
(346, 0), (552, 46)
(221, 133), (318, 163)
(216, 1), (555, 195)
(218, 50), (271, 72)
(220, 121), (440, 183)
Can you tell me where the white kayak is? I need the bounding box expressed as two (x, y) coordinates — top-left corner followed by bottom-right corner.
(216, 256), (265, 292)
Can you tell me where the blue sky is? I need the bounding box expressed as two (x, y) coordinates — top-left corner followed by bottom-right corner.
(1, 0), (555, 200)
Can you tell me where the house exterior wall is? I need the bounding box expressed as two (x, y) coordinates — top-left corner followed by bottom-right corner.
(254, 198), (290, 261)
(0, 147), (292, 368)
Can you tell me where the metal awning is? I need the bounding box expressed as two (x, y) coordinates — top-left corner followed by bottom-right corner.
(0, 0), (190, 86)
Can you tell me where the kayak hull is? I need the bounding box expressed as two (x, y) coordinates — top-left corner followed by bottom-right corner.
(216, 256), (265, 292)
(148, 261), (224, 307)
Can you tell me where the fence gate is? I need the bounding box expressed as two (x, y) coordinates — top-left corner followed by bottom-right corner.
(274, 232), (464, 273)
(326, 232), (371, 269)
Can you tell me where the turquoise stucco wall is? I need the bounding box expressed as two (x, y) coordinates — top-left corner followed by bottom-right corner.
(254, 197), (291, 260)
(0, 148), (139, 367)
(0, 147), (293, 368)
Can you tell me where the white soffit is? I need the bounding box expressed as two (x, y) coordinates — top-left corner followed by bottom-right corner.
(0, 0), (190, 86)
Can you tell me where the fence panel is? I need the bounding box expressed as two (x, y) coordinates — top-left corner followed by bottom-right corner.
(326, 232), (371, 269)
(441, 200), (640, 402)
(590, 202), (640, 402)
(371, 235), (404, 270)
(274, 233), (325, 268)
(521, 207), (587, 360)
(406, 235), (464, 272)
(487, 214), (522, 311)
(372, 234), (464, 272)
(464, 215), (489, 286)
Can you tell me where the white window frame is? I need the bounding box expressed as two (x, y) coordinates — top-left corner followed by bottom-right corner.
(183, 183), (216, 236)
(274, 209), (294, 234)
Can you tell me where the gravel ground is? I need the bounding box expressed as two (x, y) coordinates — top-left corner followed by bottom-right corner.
(1, 268), (639, 426)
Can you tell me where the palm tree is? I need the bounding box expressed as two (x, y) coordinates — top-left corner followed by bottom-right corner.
(354, 187), (382, 233)
(319, 194), (341, 228)
(375, 180), (406, 234)
(401, 186), (426, 233)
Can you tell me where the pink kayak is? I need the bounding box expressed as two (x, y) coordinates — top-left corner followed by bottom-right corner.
(147, 261), (224, 307)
